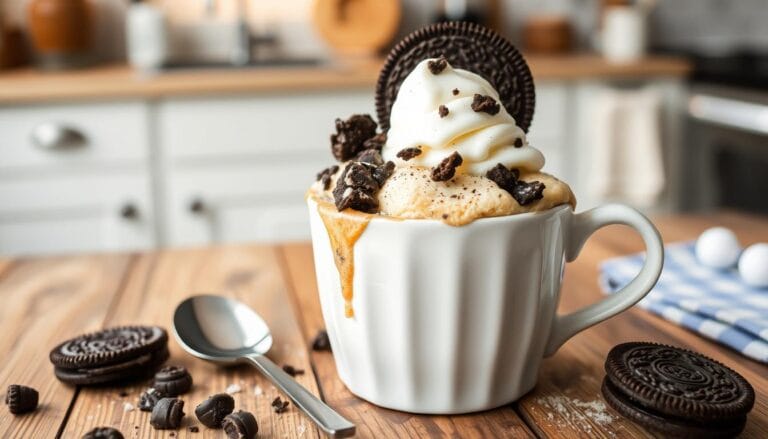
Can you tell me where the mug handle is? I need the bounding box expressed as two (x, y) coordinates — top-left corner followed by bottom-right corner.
(544, 204), (664, 357)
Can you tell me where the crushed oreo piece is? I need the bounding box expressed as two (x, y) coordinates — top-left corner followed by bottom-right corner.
(5, 384), (38, 415)
(282, 365), (304, 377)
(486, 163), (545, 206)
(150, 398), (185, 430)
(195, 393), (235, 429)
(154, 365), (193, 396)
(427, 56), (448, 74)
(222, 411), (258, 439)
(431, 152), (463, 181)
(139, 388), (166, 412)
(514, 138), (524, 148)
(396, 147), (422, 161)
(316, 165), (339, 191)
(362, 132), (387, 151)
(373, 161), (395, 186)
(452, 88), (459, 96)
(271, 396), (290, 414)
(471, 94), (500, 115)
(333, 163), (378, 213)
(511, 180), (545, 205)
(438, 105), (449, 118)
(82, 427), (124, 439)
(355, 149), (384, 165)
(330, 114), (378, 161)
(311, 330), (331, 351)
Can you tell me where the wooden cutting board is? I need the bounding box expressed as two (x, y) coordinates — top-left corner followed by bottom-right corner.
(312, 0), (401, 55)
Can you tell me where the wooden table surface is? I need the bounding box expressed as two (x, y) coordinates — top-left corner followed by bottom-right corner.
(1, 211), (766, 438)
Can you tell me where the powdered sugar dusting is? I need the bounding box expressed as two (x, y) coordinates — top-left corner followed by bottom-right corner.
(226, 383), (242, 394)
(536, 395), (617, 436)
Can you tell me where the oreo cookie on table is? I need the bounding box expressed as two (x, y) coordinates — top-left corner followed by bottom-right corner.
(50, 326), (169, 386)
(602, 342), (755, 438)
(376, 21), (535, 132)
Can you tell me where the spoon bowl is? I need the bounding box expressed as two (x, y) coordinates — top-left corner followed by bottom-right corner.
(173, 294), (355, 438)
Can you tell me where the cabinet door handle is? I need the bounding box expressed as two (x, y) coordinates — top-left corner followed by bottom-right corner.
(120, 203), (140, 220)
(31, 123), (87, 150)
(189, 198), (206, 214)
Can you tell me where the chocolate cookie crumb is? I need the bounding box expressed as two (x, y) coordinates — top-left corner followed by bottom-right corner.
(427, 56), (448, 74)
(452, 88), (459, 95)
(511, 180), (545, 205)
(154, 365), (193, 396)
(373, 161), (395, 186)
(195, 393), (235, 429)
(150, 398), (185, 430)
(330, 114), (378, 161)
(282, 365), (304, 377)
(514, 138), (524, 148)
(431, 152), (463, 181)
(471, 94), (500, 115)
(362, 132), (387, 151)
(396, 147), (422, 161)
(486, 163), (519, 193)
(311, 330), (331, 351)
(222, 411), (258, 439)
(438, 105), (449, 118)
(316, 165), (339, 190)
(333, 163), (379, 212)
(5, 385), (38, 415)
(271, 396), (290, 414)
(355, 149), (384, 165)
(138, 388), (166, 412)
(82, 427), (124, 439)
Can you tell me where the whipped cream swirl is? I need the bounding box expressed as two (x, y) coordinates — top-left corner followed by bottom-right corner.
(382, 58), (545, 175)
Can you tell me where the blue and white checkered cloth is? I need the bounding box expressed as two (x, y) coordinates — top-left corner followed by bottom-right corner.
(600, 242), (768, 363)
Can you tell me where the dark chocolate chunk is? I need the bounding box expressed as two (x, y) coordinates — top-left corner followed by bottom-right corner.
(438, 105), (449, 118)
(485, 163), (519, 194)
(222, 411), (258, 439)
(602, 342), (755, 438)
(514, 138), (523, 148)
(282, 365), (305, 377)
(362, 132), (387, 151)
(271, 396), (290, 414)
(316, 165), (339, 191)
(471, 94), (500, 115)
(311, 330), (332, 351)
(138, 388), (166, 412)
(355, 149), (384, 165)
(5, 384), (38, 415)
(427, 55), (447, 74)
(452, 88), (459, 96)
(430, 152), (463, 181)
(511, 180), (545, 206)
(150, 398), (185, 430)
(154, 365), (192, 396)
(396, 147), (422, 161)
(194, 393), (235, 429)
(376, 22), (535, 132)
(330, 114), (378, 161)
(82, 427), (124, 439)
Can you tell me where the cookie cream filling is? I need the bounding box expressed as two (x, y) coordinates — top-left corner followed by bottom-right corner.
(382, 58), (545, 175)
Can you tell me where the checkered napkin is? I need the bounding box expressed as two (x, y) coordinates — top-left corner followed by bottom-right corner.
(600, 242), (768, 363)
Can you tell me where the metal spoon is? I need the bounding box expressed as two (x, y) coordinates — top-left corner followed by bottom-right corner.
(173, 294), (355, 438)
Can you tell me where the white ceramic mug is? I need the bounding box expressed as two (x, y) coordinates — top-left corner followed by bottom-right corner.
(308, 200), (663, 414)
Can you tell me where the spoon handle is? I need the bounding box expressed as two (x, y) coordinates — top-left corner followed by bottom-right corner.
(247, 354), (356, 438)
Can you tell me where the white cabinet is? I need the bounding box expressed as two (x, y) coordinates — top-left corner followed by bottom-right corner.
(158, 91), (372, 246)
(0, 102), (154, 256)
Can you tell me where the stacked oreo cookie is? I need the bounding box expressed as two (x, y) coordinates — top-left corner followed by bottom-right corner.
(50, 326), (169, 385)
(603, 342), (755, 438)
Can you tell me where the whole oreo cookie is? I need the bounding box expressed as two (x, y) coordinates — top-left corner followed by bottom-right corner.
(50, 326), (169, 386)
(603, 342), (755, 437)
(376, 21), (535, 133)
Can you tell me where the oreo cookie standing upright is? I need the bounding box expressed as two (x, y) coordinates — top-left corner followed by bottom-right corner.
(376, 21), (535, 133)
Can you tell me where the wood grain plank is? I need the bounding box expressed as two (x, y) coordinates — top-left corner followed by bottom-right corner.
(60, 245), (323, 438)
(517, 217), (768, 439)
(0, 254), (133, 438)
(277, 243), (536, 439)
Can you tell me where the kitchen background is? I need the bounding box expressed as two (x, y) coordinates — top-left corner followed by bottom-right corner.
(0, 0), (766, 256)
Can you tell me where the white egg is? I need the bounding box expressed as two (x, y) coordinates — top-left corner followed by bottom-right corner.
(738, 243), (768, 288)
(695, 227), (741, 269)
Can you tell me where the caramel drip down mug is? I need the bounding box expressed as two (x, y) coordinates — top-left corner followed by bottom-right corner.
(308, 200), (664, 414)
